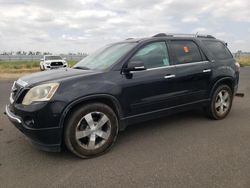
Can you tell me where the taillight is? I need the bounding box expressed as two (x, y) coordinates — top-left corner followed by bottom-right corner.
(235, 62), (240, 72)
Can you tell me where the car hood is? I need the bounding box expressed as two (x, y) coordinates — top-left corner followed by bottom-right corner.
(18, 68), (99, 87)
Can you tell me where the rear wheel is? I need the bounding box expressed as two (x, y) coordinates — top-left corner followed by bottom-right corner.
(204, 85), (233, 120)
(64, 103), (119, 158)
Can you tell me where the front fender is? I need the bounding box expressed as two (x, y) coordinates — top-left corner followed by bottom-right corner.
(58, 94), (124, 129)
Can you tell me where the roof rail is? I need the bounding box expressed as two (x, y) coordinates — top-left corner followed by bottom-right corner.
(196, 34), (216, 39)
(153, 33), (168, 37)
(153, 33), (216, 39)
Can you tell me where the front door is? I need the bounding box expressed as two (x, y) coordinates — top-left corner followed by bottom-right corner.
(120, 41), (179, 117)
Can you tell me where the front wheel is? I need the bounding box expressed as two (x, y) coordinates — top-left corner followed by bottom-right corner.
(204, 85), (233, 120)
(40, 64), (45, 71)
(64, 103), (119, 158)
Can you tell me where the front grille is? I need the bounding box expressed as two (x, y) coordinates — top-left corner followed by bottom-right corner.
(51, 62), (63, 66)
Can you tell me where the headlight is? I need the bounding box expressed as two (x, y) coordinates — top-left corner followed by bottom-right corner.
(22, 83), (59, 105)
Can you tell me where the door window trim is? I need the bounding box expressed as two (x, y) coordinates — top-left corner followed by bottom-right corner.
(125, 40), (173, 68)
(170, 39), (207, 65)
(130, 60), (209, 74)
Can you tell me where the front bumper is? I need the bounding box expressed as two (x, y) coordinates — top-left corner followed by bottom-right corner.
(45, 65), (67, 70)
(5, 105), (62, 152)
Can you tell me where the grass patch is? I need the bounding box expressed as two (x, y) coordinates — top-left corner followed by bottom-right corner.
(0, 60), (78, 73)
(236, 57), (250, 67)
(0, 61), (39, 70)
(68, 60), (78, 67)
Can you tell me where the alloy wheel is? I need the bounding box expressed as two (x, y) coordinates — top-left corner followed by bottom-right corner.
(214, 90), (231, 116)
(75, 112), (111, 150)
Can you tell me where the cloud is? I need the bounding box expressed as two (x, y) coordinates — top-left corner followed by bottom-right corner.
(182, 16), (199, 23)
(206, 0), (250, 22)
(192, 27), (207, 33)
(234, 40), (246, 44)
(0, 0), (249, 53)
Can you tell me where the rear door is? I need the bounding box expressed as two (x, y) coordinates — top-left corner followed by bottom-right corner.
(170, 40), (212, 104)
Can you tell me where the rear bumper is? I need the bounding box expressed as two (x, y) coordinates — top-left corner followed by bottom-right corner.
(5, 105), (62, 152)
(234, 85), (238, 95)
(234, 71), (240, 95)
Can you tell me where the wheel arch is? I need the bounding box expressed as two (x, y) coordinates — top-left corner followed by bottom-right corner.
(59, 94), (124, 131)
(209, 77), (235, 98)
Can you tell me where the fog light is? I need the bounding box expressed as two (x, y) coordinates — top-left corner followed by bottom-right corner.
(24, 117), (35, 127)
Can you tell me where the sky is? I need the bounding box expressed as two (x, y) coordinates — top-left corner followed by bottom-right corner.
(0, 0), (250, 53)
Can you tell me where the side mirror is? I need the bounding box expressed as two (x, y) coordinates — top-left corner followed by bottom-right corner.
(40, 58), (44, 61)
(63, 57), (67, 60)
(124, 61), (146, 72)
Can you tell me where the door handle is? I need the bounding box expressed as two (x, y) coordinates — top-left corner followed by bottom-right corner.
(164, 74), (176, 79)
(203, 69), (211, 73)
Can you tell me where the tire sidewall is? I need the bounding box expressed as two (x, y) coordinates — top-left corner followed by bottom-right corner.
(211, 85), (233, 119)
(64, 103), (118, 158)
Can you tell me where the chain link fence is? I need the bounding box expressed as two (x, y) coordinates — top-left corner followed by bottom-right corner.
(0, 55), (86, 62)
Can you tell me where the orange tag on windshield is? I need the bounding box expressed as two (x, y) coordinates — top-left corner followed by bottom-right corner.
(183, 46), (189, 53)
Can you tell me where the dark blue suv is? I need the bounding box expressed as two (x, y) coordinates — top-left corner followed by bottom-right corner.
(5, 33), (240, 158)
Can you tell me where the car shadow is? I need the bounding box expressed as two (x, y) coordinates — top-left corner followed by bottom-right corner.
(116, 108), (206, 143)
(41, 108), (207, 160)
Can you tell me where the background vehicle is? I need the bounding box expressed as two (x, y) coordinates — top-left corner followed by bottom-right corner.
(40, 55), (68, 70)
(5, 33), (239, 158)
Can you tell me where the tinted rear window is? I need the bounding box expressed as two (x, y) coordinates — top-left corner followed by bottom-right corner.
(203, 40), (232, 60)
(171, 40), (203, 64)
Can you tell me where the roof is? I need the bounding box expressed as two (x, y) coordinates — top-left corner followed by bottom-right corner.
(152, 33), (216, 39)
(123, 33), (217, 43)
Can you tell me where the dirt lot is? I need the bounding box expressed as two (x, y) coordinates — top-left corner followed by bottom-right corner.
(0, 68), (250, 188)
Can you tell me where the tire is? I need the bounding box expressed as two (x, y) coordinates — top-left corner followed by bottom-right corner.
(64, 103), (119, 158)
(204, 85), (233, 120)
(40, 65), (44, 71)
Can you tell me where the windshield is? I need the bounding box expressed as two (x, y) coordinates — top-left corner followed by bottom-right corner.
(45, 56), (62, 60)
(73, 42), (136, 70)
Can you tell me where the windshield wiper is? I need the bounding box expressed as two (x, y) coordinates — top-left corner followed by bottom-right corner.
(73, 66), (90, 70)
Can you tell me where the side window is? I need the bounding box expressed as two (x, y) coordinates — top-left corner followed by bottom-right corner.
(202, 40), (233, 60)
(129, 42), (170, 69)
(171, 40), (203, 64)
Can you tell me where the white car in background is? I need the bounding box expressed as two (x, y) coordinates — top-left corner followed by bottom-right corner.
(40, 55), (68, 71)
